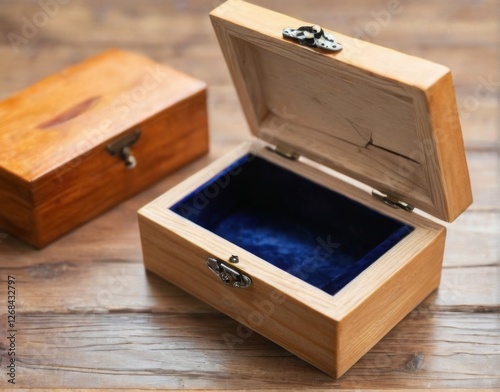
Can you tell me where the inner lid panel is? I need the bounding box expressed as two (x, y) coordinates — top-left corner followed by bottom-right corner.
(211, 1), (472, 222)
(229, 36), (434, 210)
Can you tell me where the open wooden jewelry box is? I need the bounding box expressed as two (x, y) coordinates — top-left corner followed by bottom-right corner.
(138, 0), (472, 378)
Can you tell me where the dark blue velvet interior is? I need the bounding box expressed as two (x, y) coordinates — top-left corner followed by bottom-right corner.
(171, 155), (413, 295)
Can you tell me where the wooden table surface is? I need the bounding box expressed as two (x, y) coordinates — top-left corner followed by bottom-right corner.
(0, 0), (498, 390)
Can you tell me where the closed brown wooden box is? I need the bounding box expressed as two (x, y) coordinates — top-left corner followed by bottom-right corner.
(0, 49), (208, 248)
(138, 1), (472, 378)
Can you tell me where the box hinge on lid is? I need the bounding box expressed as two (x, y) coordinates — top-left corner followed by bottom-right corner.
(372, 190), (414, 212)
(267, 145), (301, 161)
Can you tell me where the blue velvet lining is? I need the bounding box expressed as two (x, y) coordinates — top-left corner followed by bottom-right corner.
(171, 155), (413, 295)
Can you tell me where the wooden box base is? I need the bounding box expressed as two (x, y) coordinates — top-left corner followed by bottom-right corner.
(138, 141), (445, 378)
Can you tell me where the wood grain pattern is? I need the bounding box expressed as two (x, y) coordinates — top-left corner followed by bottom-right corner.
(0, 50), (209, 247)
(0, 311), (498, 388)
(0, 0), (498, 389)
(0, 49), (207, 180)
(210, 0), (472, 222)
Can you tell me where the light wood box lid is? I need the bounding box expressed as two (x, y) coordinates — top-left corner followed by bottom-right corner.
(0, 49), (206, 185)
(210, 0), (472, 222)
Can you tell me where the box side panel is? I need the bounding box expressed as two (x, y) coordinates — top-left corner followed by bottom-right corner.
(425, 73), (473, 221)
(31, 90), (208, 248)
(336, 228), (446, 377)
(0, 174), (36, 244)
(138, 210), (339, 378)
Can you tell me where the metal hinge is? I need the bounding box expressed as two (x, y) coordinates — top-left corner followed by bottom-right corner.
(372, 190), (414, 212)
(267, 145), (300, 161)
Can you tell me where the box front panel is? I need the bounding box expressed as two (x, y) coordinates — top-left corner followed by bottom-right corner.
(0, 175), (36, 243)
(139, 211), (338, 377)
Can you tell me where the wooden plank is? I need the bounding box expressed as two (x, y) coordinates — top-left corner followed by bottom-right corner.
(0, 312), (497, 389)
(4, 390), (499, 392)
(3, 389), (499, 392)
(0, 234), (498, 315)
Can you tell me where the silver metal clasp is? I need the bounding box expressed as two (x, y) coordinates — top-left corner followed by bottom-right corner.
(372, 190), (414, 212)
(107, 128), (141, 169)
(282, 25), (342, 52)
(206, 257), (252, 288)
